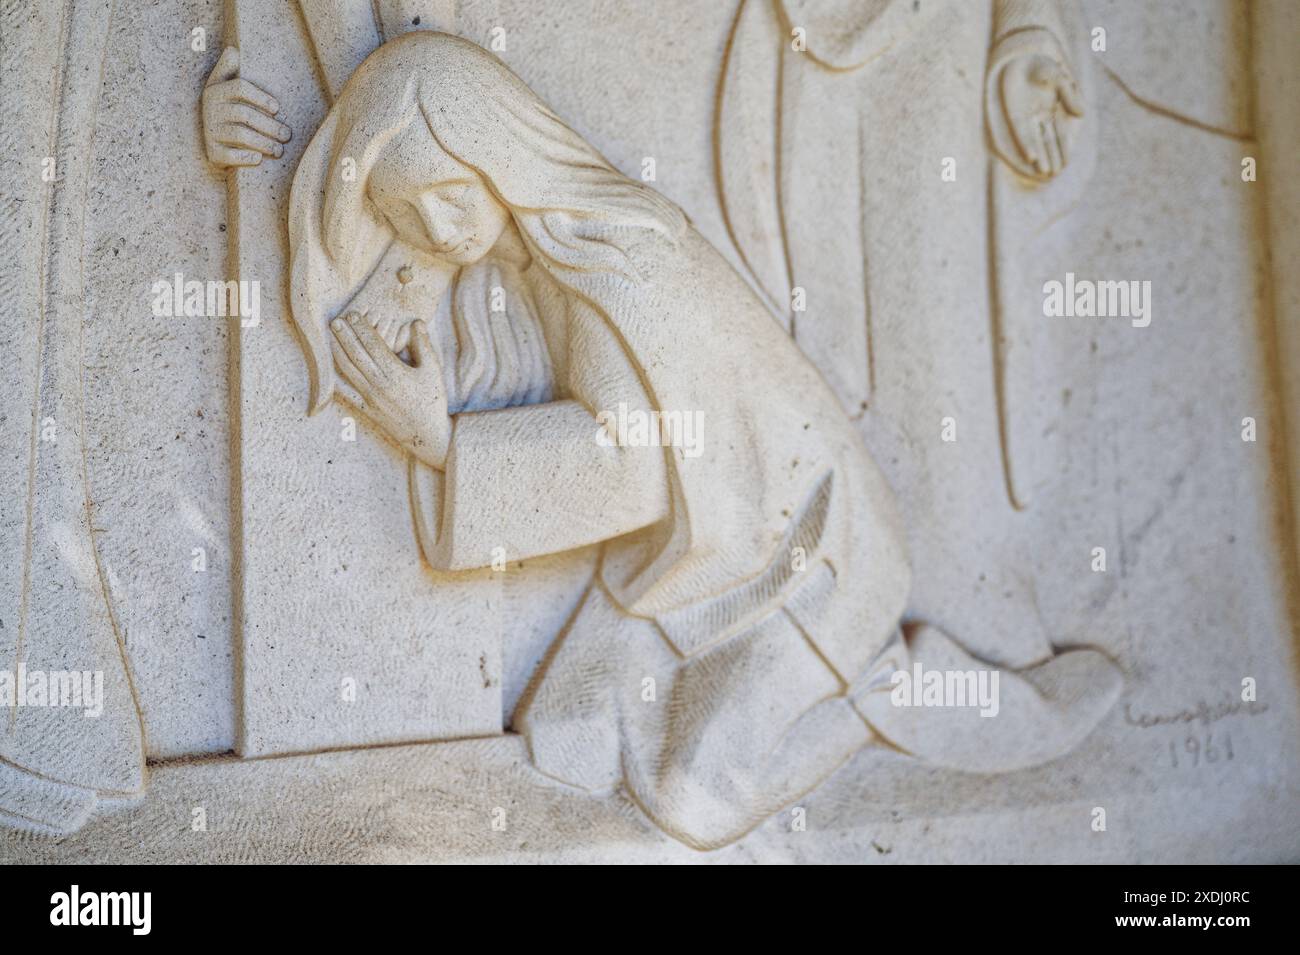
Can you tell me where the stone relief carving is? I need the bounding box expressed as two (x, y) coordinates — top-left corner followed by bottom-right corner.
(279, 31), (1119, 848)
(0, 0), (143, 834)
(2, 0), (1295, 863)
(201, 45), (293, 169)
(716, 0), (1099, 675)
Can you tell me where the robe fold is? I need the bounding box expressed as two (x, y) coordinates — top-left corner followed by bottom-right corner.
(409, 225), (911, 845)
(717, 0), (1093, 668)
(413, 227), (911, 687)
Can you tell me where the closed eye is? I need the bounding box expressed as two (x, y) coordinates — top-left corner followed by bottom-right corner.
(433, 182), (472, 203)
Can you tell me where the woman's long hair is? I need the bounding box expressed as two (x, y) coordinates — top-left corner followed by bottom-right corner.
(288, 31), (686, 413)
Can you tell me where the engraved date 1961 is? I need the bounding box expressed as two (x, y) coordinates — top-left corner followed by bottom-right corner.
(1167, 732), (1234, 769)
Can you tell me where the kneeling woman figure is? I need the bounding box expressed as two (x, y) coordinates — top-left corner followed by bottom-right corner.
(288, 32), (1116, 849)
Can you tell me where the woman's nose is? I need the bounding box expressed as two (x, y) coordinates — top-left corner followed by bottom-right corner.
(415, 196), (457, 249)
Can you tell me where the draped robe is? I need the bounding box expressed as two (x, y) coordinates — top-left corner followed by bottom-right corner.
(716, 0), (1094, 667)
(406, 224), (912, 846)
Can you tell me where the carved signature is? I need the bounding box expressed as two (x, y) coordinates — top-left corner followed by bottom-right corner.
(1124, 697), (1269, 729)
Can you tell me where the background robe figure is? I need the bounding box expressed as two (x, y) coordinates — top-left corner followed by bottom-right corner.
(716, 0), (1095, 669)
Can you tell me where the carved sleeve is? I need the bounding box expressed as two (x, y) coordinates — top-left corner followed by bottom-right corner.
(412, 300), (671, 571)
(991, 0), (1069, 43)
(989, 0), (1073, 75)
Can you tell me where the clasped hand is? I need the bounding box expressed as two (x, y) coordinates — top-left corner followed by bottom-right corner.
(330, 312), (452, 469)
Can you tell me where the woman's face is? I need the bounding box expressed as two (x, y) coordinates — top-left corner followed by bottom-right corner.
(367, 123), (510, 266)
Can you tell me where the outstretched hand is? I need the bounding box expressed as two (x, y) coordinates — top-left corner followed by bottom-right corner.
(999, 52), (1083, 179)
(330, 313), (452, 469)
